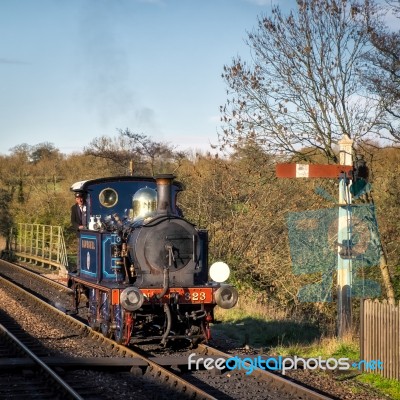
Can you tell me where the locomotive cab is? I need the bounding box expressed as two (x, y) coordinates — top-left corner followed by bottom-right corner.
(70, 175), (208, 285)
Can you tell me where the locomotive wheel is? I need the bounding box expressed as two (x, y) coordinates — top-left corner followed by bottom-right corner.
(203, 320), (211, 341)
(88, 288), (100, 331)
(100, 293), (112, 338)
(71, 282), (81, 313)
(113, 305), (125, 344)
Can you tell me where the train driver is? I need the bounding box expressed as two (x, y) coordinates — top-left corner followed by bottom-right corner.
(71, 192), (86, 234)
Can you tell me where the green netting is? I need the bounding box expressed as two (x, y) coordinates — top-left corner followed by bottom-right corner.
(287, 207), (337, 275)
(286, 204), (381, 302)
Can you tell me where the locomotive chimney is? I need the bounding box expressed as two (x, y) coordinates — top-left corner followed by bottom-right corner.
(155, 174), (175, 215)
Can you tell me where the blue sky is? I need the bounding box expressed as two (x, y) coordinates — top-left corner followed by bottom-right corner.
(0, 0), (292, 155)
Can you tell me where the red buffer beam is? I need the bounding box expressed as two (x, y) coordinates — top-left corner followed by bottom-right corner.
(276, 163), (353, 179)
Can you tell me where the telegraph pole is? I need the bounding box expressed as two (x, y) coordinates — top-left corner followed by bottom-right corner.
(337, 134), (354, 338)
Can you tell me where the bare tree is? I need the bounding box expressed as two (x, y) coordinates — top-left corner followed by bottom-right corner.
(85, 129), (184, 175)
(386, 0), (400, 16)
(219, 0), (386, 163)
(219, 0), (399, 302)
(84, 131), (141, 174)
(30, 142), (60, 164)
(361, 5), (400, 143)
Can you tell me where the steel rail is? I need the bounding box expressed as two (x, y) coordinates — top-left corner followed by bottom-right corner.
(0, 322), (84, 400)
(2, 258), (71, 292)
(197, 343), (335, 400)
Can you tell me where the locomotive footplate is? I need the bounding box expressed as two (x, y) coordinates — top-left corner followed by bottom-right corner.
(69, 276), (215, 305)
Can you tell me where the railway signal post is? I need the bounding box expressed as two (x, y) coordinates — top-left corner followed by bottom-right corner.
(276, 134), (354, 338)
(337, 134), (354, 338)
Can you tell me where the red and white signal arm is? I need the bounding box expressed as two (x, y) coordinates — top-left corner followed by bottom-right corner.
(276, 163), (353, 179)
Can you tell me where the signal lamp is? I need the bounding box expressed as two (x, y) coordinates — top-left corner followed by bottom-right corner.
(209, 261), (230, 283)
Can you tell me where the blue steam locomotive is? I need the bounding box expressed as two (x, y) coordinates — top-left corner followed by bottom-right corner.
(68, 174), (238, 346)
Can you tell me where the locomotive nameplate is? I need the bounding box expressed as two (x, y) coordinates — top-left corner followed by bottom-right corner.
(140, 288), (214, 304)
(80, 234), (98, 276)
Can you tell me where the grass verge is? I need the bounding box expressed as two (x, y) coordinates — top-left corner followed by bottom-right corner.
(212, 303), (400, 399)
(356, 373), (400, 400)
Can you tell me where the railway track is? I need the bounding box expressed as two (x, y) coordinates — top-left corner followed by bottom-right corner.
(0, 315), (83, 399)
(0, 273), (217, 399)
(195, 343), (333, 400)
(0, 259), (340, 399)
